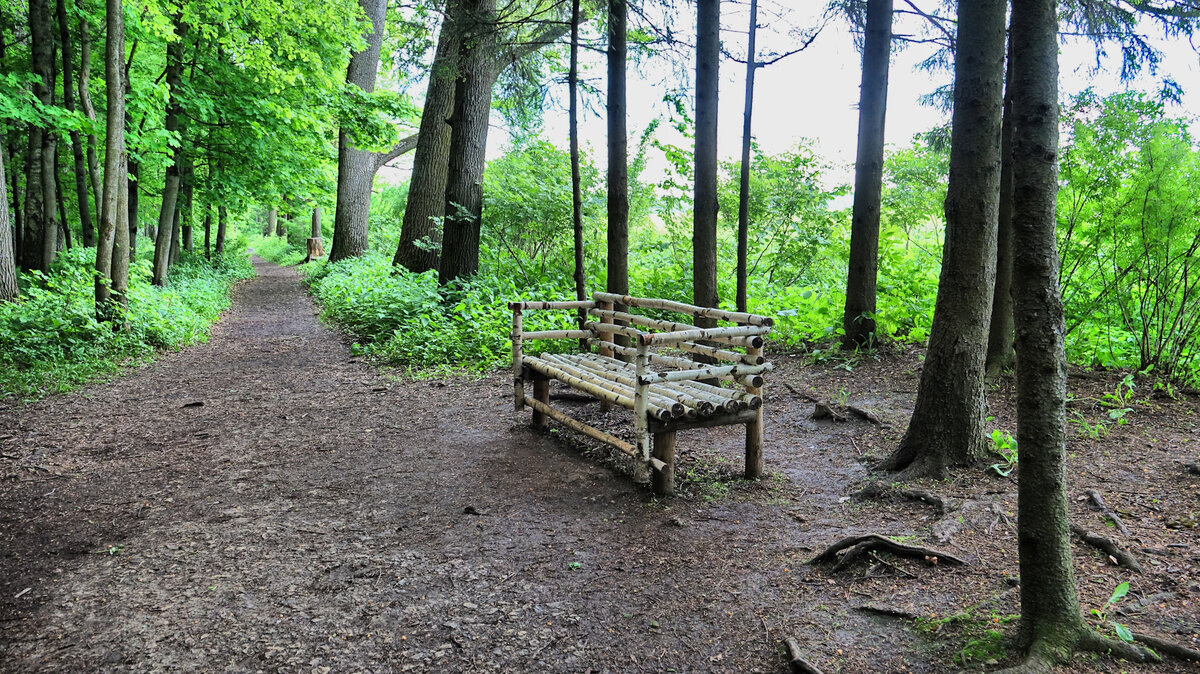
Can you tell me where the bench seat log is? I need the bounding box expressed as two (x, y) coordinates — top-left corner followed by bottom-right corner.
(511, 294), (772, 495)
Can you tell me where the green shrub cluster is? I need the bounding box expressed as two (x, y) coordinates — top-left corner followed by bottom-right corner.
(0, 244), (255, 399)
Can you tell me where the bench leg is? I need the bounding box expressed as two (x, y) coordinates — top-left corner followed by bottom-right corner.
(652, 431), (676, 496)
(532, 377), (550, 430)
(745, 408), (763, 479)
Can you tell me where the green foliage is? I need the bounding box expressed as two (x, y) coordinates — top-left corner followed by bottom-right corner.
(987, 429), (1018, 477)
(1090, 581), (1136, 644)
(0, 246), (254, 400)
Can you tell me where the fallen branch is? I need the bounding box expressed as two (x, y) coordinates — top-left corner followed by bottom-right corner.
(784, 638), (825, 674)
(809, 533), (967, 568)
(847, 405), (882, 425)
(1132, 631), (1200, 663)
(1086, 489), (1131, 537)
(855, 603), (918, 620)
(1070, 524), (1142, 573)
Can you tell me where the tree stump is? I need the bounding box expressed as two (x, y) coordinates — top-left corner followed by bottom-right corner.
(305, 236), (325, 262)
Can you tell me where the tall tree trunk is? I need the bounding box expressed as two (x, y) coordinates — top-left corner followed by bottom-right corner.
(215, 205), (227, 255)
(127, 159), (138, 259)
(606, 0), (628, 300)
(96, 0), (128, 319)
(1003, 0), (1154, 668)
(569, 0), (585, 328)
(986, 31), (1017, 376)
(5, 135), (21, 265)
(180, 158), (193, 252)
(394, 7), (458, 272)
(312, 206), (321, 238)
(203, 205), (211, 259)
(842, 0), (893, 347)
(881, 0), (1006, 480)
(152, 14), (187, 286)
(58, 0), (94, 247)
(55, 144), (70, 250)
(25, 0), (58, 273)
(437, 0), (497, 285)
(0, 147), (17, 301)
(267, 207), (278, 237)
(169, 200), (181, 265)
(79, 18), (102, 226)
(330, 0), (388, 262)
(735, 0), (759, 314)
(693, 0), (719, 320)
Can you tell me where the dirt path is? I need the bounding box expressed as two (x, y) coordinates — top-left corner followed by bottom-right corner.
(1, 258), (1195, 672)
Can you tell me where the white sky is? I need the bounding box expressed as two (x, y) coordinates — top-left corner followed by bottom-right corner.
(379, 10), (1200, 186)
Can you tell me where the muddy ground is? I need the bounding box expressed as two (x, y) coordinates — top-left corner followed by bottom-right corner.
(1, 258), (1197, 672)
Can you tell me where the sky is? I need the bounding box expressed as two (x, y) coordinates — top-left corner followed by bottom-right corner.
(379, 7), (1200, 186)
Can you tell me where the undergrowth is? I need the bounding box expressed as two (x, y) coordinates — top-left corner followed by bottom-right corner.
(0, 243), (254, 400)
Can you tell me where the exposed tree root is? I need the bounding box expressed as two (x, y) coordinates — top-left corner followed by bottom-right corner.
(809, 533), (967, 570)
(1084, 489), (1131, 537)
(1186, 461), (1200, 475)
(851, 481), (951, 515)
(783, 637), (825, 674)
(992, 630), (1158, 673)
(810, 402), (848, 422)
(855, 603), (918, 620)
(847, 405), (883, 425)
(1132, 631), (1200, 663)
(1070, 524), (1143, 573)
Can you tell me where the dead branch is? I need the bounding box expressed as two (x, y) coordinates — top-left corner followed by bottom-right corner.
(855, 603), (918, 620)
(783, 638), (825, 674)
(809, 533), (967, 568)
(1070, 524), (1143, 573)
(1086, 489), (1131, 537)
(1132, 631), (1200, 663)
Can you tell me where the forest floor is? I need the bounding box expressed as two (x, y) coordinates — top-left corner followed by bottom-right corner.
(1, 258), (1197, 673)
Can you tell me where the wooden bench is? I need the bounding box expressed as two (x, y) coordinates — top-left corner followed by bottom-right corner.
(509, 292), (773, 495)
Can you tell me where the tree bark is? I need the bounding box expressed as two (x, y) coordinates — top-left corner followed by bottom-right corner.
(882, 0), (1006, 479)
(127, 159), (138, 258)
(1008, 0), (1086, 662)
(152, 14), (187, 286)
(735, 0), (759, 314)
(0, 147), (17, 301)
(268, 207), (278, 237)
(203, 205), (211, 259)
(79, 18), (102, 226)
(693, 0), (719, 320)
(393, 8), (459, 272)
(5, 135), (20, 266)
(842, 0), (893, 347)
(180, 158), (193, 252)
(25, 0), (58, 273)
(168, 199), (181, 265)
(438, 0), (498, 285)
(569, 0), (585, 319)
(57, 0), (94, 247)
(986, 30), (1017, 376)
(606, 0), (629, 299)
(215, 204), (227, 255)
(330, 0), (388, 262)
(96, 0), (128, 319)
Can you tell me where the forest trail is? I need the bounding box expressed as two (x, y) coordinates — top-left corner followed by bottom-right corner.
(0, 257), (914, 672)
(5, 258), (1188, 672)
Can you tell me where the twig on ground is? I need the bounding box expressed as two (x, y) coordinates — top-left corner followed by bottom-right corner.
(1086, 489), (1131, 537)
(1070, 524), (1143, 573)
(784, 637), (825, 674)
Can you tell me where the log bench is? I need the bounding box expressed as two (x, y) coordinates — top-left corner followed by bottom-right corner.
(509, 292), (773, 495)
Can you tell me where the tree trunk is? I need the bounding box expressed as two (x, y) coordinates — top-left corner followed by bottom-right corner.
(79, 18), (102, 227)
(169, 199), (181, 265)
(734, 0), (759, 314)
(96, 0), (128, 319)
(267, 208), (278, 237)
(215, 205), (227, 255)
(437, 0), (497, 286)
(203, 205), (211, 259)
(5, 135), (20, 266)
(881, 0), (1006, 479)
(152, 14), (187, 286)
(393, 6), (459, 272)
(842, 0), (893, 347)
(569, 0), (585, 321)
(330, 0), (388, 262)
(606, 0), (629, 299)
(55, 143), (70, 250)
(693, 0), (719, 320)
(58, 0), (94, 247)
(0, 147), (17, 301)
(127, 159), (138, 259)
(180, 158), (193, 252)
(986, 31), (1017, 377)
(25, 0), (58, 273)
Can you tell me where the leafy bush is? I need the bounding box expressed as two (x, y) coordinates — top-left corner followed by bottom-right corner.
(0, 244), (254, 399)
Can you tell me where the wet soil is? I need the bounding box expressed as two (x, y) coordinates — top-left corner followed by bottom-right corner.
(1, 258), (1197, 672)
